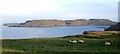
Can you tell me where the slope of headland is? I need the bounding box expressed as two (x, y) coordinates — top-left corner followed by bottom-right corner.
(105, 22), (120, 31)
(3, 19), (117, 27)
(82, 22), (120, 35)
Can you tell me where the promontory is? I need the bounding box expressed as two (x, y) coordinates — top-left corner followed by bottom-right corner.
(3, 19), (117, 27)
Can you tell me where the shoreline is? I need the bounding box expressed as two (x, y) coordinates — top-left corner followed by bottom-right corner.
(1, 31), (120, 40)
(3, 25), (110, 28)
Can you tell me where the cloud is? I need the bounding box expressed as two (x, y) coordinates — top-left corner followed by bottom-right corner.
(0, 0), (63, 15)
(61, 2), (118, 20)
(0, 0), (119, 23)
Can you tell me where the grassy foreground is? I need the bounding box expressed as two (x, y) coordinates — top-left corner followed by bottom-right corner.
(1, 34), (120, 53)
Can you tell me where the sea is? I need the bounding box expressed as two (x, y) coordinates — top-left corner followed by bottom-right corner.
(1, 26), (109, 39)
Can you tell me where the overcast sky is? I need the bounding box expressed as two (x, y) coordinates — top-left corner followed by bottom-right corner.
(0, 0), (119, 23)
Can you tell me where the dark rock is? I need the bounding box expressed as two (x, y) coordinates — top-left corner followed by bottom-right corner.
(105, 22), (120, 31)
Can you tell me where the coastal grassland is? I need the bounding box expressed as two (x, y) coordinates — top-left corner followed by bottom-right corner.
(1, 34), (120, 53)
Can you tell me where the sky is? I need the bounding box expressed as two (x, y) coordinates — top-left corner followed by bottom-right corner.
(0, 0), (119, 23)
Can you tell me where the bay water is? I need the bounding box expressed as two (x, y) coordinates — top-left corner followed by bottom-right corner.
(2, 26), (109, 39)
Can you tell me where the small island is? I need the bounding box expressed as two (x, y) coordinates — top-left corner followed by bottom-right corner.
(3, 19), (117, 27)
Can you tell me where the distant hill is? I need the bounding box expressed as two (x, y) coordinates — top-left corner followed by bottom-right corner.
(3, 19), (117, 27)
(105, 22), (120, 31)
(88, 19), (116, 26)
(3, 23), (20, 27)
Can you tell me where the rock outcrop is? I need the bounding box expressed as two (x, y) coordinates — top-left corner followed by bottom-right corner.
(3, 19), (117, 27)
(105, 22), (120, 31)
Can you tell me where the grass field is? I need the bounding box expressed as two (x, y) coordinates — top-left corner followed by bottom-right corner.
(1, 34), (120, 54)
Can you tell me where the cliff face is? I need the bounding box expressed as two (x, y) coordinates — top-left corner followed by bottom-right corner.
(105, 22), (120, 31)
(3, 19), (117, 27)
